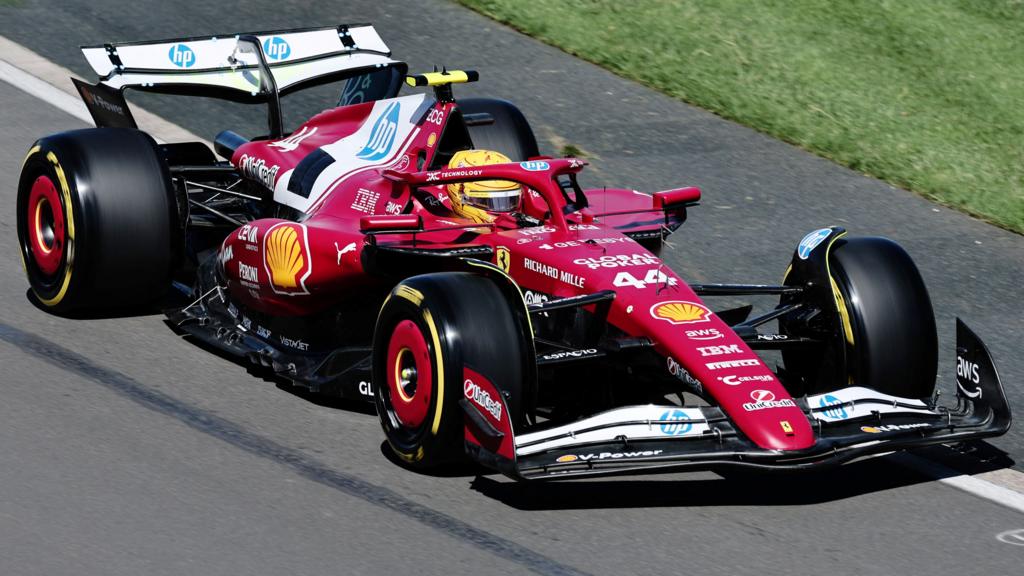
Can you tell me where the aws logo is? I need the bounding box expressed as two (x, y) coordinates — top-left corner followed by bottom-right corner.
(357, 101), (401, 161)
(956, 355), (983, 398)
(956, 356), (980, 384)
(263, 223), (312, 295)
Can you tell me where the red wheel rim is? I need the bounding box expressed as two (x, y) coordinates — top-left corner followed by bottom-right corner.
(386, 319), (434, 428)
(27, 175), (65, 276)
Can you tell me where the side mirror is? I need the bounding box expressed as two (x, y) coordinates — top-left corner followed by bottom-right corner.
(360, 214), (422, 233)
(653, 187), (701, 209)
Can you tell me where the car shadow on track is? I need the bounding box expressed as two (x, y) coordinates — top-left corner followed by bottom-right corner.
(469, 442), (1015, 510)
(277, 383), (377, 416)
(377, 441), (495, 478)
(163, 319), (379, 416)
(25, 289), (165, 319)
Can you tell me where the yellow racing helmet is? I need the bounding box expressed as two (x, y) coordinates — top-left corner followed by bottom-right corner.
(446, 149), (521, 223)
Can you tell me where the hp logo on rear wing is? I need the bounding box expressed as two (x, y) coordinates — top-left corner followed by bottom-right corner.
(168, 44), (196, 68)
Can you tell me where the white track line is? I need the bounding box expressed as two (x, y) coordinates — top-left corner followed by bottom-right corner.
(3, 33), (1024, 516)
(895, 454), (1024, 515)
(0, 34), (207, 145)
(0, 59), (92, 124)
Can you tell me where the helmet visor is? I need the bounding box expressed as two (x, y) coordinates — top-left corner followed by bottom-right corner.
(463, 187), (521, 213)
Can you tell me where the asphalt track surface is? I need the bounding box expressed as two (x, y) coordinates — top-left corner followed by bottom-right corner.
(1, 1), (1023, 575)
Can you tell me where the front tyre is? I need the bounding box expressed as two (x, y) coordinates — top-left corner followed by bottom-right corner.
(17, 128), (181, 313)
(781, 237), (937, 398)
(372, 273), (527, 468)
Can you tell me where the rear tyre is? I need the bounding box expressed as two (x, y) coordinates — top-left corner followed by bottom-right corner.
(781, 237), (937, 398)
(457, 98), (540, 161)
(17, 128), (181, 313)
(373, 272), (527, 468)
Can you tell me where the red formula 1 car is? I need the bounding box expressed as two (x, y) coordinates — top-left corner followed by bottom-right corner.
(17, 25), (1010, 479)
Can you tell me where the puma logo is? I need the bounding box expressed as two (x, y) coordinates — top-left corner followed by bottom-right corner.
(335, 242), (357, 265)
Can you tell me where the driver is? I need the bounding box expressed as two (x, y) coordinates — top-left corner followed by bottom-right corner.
(446, 149), (523, 224)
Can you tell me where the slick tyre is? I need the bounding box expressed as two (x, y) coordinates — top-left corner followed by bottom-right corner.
(783, 237), (937, 398)
(457, 98), (539, 161)
(373, 273), (527, 469)
(17, 128), (181, 313)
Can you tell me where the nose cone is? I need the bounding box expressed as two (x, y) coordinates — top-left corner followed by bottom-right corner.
(739, 407), (815, 451)
(618, 296), (817, 452)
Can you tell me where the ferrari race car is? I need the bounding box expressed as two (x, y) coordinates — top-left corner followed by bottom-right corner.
(17, 25), (1011, 479)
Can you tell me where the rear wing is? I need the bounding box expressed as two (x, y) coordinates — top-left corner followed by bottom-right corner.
(76, 25), (407, 137)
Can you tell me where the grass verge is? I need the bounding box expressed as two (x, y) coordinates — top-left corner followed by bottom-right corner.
(458, 0), (1024, 233)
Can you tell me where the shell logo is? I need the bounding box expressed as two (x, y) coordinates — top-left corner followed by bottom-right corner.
(650, 301), (712, 325)
(861, 426), (882, 434)
(556, 455), (578, 463)
(263, 223), (311, 295)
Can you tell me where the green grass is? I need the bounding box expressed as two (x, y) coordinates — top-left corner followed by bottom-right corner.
(458, 0), (1024, 233)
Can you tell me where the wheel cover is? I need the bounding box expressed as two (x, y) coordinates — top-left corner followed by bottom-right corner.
(386, 319), (434, 428)
(27, 175), (64, 276)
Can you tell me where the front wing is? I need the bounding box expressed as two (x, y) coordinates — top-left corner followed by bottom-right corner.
(467, 318), (1011, 480)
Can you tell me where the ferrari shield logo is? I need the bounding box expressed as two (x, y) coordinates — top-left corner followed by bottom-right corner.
(263, 222), (312, 295)
(496, 246), (511, 273)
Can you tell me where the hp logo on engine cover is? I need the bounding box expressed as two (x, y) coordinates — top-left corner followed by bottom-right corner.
(357, 101), (401, 161)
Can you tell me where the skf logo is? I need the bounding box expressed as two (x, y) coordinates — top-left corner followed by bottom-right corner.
(263, 223), (312, 295)
(357, 101), (400, 161)
(262, 36), (291, 61)
(168, 44), (195, 68)
(650, 301), (711, 325)
(496, 246), (511, 273)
